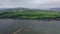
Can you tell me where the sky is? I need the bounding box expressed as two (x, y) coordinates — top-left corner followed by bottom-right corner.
(0, 0), (60, 9)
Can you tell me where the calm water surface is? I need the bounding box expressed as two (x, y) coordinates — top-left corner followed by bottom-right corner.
(0, 19), (60, 34)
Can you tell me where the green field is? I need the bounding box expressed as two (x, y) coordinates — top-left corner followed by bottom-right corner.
(0, 11), (60, 19)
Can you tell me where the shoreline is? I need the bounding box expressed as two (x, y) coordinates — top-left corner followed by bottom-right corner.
(0, 18), (60, 21)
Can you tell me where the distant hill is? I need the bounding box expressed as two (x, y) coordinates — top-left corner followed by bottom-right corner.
(0, 7), (41, 12)
(0, 7), (31, 12)
(0, 8), (8, 10)
(49, 8), (60, 11)
(1, 7), (60, 12)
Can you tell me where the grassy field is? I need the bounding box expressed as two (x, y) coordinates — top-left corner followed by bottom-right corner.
(0, 11), (60, 19)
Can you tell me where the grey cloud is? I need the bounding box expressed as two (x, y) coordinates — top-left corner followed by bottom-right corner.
(0, 0), (60, 9)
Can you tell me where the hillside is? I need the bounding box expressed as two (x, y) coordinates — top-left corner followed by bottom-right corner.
(0, 8), (60, 20)
(49, 8), (60, 11)
(0, 7), (41, 12)
(0, 11), (60, 20)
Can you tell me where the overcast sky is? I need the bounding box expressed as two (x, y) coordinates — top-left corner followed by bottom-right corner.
(0, 0), (60, 9)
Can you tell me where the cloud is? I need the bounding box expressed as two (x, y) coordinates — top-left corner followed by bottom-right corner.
(0, 0), (60, 8)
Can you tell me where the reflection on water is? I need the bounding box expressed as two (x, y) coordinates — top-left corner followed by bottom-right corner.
(0, 19), (60, 34)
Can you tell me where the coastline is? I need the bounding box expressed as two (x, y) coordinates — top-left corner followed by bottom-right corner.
(0, 18), (60, 21)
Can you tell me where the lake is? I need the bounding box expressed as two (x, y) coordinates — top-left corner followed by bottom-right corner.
(0, 19), (60, 34)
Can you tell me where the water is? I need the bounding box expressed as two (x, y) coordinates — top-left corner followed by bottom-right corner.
(0, 19), (60, 34)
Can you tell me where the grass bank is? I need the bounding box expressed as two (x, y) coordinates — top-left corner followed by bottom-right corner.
(0, 11), (60, 20)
